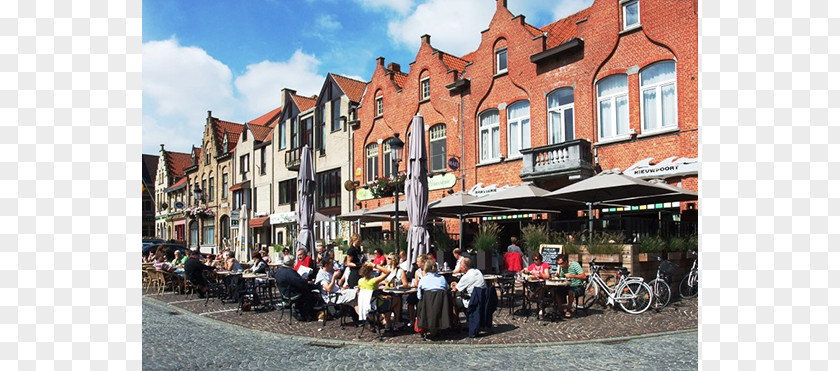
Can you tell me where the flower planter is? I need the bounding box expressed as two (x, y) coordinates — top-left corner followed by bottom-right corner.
(637, 252), (660, 262)
(666, 251), (684, 261)
(591, 254), (621, 263)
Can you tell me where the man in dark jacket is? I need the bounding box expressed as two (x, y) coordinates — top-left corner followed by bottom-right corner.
(184, 250), (215, 298)
(274, 255), (320, 321)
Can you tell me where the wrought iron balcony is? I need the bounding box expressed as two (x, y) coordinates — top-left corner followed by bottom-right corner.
(519, 139), (595, 181)
(285, 147), (301, 170)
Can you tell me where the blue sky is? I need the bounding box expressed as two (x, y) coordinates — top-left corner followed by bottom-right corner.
(142, 0), (593, 155)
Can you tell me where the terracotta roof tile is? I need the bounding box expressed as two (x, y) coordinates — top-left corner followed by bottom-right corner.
(212, 119), (245, 153)
(165, 176), (188, 192)
(248, 124), (273, 143)
(250, 106), (283, 127)
(439, 52), (470, 75)
(292, 94), (317, 112)
(165, 150), (192, 179)
(331, 73), (368, 103)
(541, 8), (589, 49)
(392, 71), (408, 89)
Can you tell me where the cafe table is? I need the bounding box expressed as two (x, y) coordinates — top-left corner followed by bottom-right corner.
(542, 278), (571, 321)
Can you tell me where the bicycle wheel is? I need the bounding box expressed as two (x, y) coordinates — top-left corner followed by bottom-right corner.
(576, 278), (600, 309)
(616, 281), (652, 314)
(679, 271), (698, 298)
(648, 278), (671, 310)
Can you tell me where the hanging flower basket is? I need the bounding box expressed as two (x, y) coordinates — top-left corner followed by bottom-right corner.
(367, 174), (406, 199)
(186, 206), (216, 219)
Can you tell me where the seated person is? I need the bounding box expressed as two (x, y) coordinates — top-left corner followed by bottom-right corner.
(246, 252), (268, 274)
(224, 251), (243, 272)
(554, 254), (585, 318)
(357, 262), (397, 329)
(382, 253), (410, 326)
(152, 249), (174, 273)
(450, 257), (486, 309)
(294, 247), (315, 278)
(314, 257), (358, 322)
(171, 250), (187, 275)
(184, 250), (216, 298)
(451, 248), (466, 274)
(417, 259), (447, 300)
(371, 248), (386, 266)
(521, 252), (550, 279)
(273, 255), (320, 321)
(260, 248), (271, 263)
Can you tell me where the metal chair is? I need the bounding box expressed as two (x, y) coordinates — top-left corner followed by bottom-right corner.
(496, 275), (517, 315)
(275, 282), (304, 325)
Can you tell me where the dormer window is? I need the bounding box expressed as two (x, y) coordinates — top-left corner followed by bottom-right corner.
(223, 134), (229, 153)
(622, 0), (640, 30)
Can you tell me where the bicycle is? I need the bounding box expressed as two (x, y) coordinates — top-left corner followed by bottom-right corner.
(576, 259), (653, 314)
(679, 250), (698, 298)
(648, 256), (677, 310)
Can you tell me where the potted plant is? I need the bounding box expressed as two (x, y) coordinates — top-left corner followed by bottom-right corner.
(472, 222), (500, 270)
(585, 231), (625, 263)
(554, 231), (582, 262)
(520, 224), (551, 257)
(367, 174), (406, 199)
(666, 235), (688, 260)
(638, 235), (666, 262)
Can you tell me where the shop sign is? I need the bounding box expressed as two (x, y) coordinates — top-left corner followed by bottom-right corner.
(428, 172), (457, 191)
(468, 183), (511, 198)
(623, 156), (698, 179)
(356, 187), (374, 201)
(230, 210), (239, 228)
(270, 211), (297, 225)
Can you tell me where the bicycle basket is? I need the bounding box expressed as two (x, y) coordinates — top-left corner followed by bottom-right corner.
(659, 260), (678, 276)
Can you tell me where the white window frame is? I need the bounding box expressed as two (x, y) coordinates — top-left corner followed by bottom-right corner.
(639, 60), (678, 135)
(596, 74), (630, 142)
(478, 109), (500, 163)
(547, 88), (575, 144)
(429, 124), (446, 172)
(420, 77), (430, 100)
(496, 48), (508, 74)
(366, 143), (379, 182)
(375, 96), (383, 117)
(382, 140), (393, 178)
(622, 0), (640, 30)
(506, 100), (530, 158)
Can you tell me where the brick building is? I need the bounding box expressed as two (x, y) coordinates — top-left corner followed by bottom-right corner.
(154, 145), (192, 242)
(352, 0), (698, 241)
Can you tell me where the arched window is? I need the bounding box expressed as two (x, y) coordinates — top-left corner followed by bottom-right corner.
(494, 38), (508, 74)
(640, 60), (677, 132)
(219, 215), (230, 241)
(383, 139), (393, 178)
(596, 74), (629, 140)
(429, 124), (446, 172)
(366, 143), (379, 182)
(478, 109), (500, 162)
(375, 90), (384, 117)
(419, 70), (430, 101)
(547, 87), (575, 144)
(507, 101), (530, 158)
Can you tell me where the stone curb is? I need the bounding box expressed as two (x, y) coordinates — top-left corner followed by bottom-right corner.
(144, 296), (697, 349)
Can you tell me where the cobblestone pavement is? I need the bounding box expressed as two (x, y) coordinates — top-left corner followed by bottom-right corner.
(144, 297), (697, 370)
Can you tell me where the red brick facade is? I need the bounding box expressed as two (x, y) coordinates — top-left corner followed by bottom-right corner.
(353, 0), (698, 221)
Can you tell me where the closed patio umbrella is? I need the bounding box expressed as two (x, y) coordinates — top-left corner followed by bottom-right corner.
(405, 115), (431, 266)
(295, 145), (317, 260)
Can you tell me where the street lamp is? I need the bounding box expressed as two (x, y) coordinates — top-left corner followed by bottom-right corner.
(389, 133), (404, 257)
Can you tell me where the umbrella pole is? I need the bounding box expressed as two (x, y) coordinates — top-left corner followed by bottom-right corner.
(587, 202), (593, 242)
(459, 214), (464, 251)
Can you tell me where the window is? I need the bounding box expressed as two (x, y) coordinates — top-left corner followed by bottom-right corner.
(507, 100), (531, 158)
(208, 175), (214, 202)
(221, 173), (228, 199)
(383, 140), (393, 178)
(219, 215), (229, 240)
(331, 99), (341, 132)
(201, 177), (206, 201)
(547, 88), (575, 144)
(375, 96), (383, 117)
(315, 107), (324, 151)
(202, 218), (214, 246)
(302, 116), (313, 148)
(596, 74), (630, 141)
(366, 143), (379, 182)
(233, 190), (243, 210)
(420, 77), (430, 100)
(278, 179), (297, 205)
(260, 147), (266, 175)
(279, 120), (286, 149)
(623, 0), (640, 30)
(240, 154), (249, 181)
(291, 117), (299, 149)
(204, 148), (210, 165)
(640, 60), (677, 132)
(496, 48), (508, 74)
(429, 124), (446, 172)
(479, 109), (500, 162)
(317, 169), (341, 210)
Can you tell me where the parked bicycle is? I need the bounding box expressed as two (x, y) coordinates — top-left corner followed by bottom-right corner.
(679, 250), (698, 298)
(648, 256), (678, 310)
(576, 259), (653, 314)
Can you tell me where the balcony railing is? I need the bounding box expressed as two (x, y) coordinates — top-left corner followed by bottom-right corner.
(285, 147), (301, 170)
(519, 139), (595, 181)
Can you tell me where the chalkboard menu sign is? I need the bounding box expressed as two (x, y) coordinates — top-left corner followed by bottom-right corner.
(540, 245), (562, 274)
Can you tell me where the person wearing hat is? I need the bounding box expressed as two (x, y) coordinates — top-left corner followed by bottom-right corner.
(274, 254), (320, 321)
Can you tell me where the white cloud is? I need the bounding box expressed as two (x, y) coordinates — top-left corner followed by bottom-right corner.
(316, 14), (342, 32)
(143, 115), (199, 154)
(387, 0), (493, 56)
(356, 0), (415, 15)
(233, 49), (325, 119)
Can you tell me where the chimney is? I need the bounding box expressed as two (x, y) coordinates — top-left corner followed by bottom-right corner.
(207, 110), (212, 118)
(376, 56), (385, 67)
(498, 0), (507, 9)
(159, 144), (165, 152)
(387, 62), (401, 73)
(420, 34), (431, 45)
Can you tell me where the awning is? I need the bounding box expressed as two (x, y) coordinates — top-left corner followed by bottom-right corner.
(249, 216), (269, 228)
(165, 177), (188, 193)
(230, 181), (250, 192)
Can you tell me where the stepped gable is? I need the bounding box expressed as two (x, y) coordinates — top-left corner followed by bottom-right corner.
(331, 73), (368, 103)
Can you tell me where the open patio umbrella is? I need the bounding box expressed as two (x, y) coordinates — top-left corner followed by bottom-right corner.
(336, 208), (392, 223)
(469, 182), (580, 211)
(365, 199), (411, 217)
(405, 115), (431, 266)
(428, 191), (509, 251)
(295, 144), (317, 260)
(607, 179), (698, 206)
(314, 211), (332, 223)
